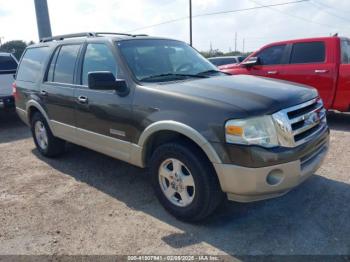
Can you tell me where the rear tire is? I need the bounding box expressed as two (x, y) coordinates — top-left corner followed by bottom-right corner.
(150, 141), (224, 222)
(31, 112), (66, 157)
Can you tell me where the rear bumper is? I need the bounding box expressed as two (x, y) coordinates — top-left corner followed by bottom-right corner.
(213, 136), (329, 202)
(0, 96), (15, 109)
(16, 107), (29, 125)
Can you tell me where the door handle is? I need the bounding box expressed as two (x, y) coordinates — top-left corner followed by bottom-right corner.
(78, 96), (88, 104)
(314, 69), (329, 74)
(267, 71), (278, 75)
(40, 90), (48, 96)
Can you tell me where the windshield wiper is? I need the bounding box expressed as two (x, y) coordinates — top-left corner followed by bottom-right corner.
(196, 69), (221, 76)
(140, 73), (208, 82)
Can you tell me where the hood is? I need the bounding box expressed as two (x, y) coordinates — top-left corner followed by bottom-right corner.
(158, 74), (318, 116)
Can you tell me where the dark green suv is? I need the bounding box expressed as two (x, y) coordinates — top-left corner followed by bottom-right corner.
(15, 32), (329, 221)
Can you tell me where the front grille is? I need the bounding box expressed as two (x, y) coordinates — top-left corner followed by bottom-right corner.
(272, 98), (327, 147)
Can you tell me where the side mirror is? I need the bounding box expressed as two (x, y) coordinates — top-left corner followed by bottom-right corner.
(242, 57), (260, 67)
(88, 71), (129, 96)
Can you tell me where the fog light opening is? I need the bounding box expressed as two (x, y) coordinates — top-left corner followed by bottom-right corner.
(266, 169), (284, 186)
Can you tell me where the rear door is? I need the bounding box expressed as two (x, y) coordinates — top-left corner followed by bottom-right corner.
(333, 38), (350, 111)
(245, 44), (288, 79)
(0, 54), (17, 97)
(40, 43), (82, 129)
(280, 41), (337, 108)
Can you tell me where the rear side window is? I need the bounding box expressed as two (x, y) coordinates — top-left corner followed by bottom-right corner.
(16, 47), (49, 82)
(258, 45), (286, 65)
(290, 42), (325, 64)
(341, 39), (350, 64)
(0, 55), (17, 71)
(82, 44), (117, 86)
(47, 44), (81, 84)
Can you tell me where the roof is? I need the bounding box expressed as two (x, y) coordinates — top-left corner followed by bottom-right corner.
(257, 36), (343, 51)
(0, 52), (13, 56)
(39, 32), (150, 43)
(28, 32), (182, 48)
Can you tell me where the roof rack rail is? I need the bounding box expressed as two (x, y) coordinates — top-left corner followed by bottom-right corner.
(40, 32), (148, 42)
(94, 32), (132, 37)
(94, 32), (148, 37)
(40, 32), (96, 42)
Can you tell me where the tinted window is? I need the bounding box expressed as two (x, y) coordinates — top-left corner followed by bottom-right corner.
(341, 39), (350, 64)
(290, 42), (325, 64)
(47, 47), (60, 82)
(16, 47), (49, 82)
(82, 44), (117, 86)
(258, 45), (286, 65)
(0, 55), (17, 71)
(52, 45), (81, 84)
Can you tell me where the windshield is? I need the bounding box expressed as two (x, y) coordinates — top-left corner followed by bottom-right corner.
(118, 39), (218, 82)
(0, 55), (17, 71)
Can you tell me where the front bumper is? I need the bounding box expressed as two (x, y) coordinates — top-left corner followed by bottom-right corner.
(213, 134), (329, 202)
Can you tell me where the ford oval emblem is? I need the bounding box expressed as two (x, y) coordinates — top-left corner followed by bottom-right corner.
(305, 112), (320, 126)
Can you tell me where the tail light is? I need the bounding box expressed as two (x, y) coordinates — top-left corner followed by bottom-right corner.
(12, 82), (18, 100)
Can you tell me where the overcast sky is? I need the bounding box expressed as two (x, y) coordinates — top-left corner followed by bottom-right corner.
(1, 0), (350, 52)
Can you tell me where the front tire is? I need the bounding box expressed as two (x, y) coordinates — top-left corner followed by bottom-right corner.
(150, 141), (224, 222)
(31, 112), (66, 157)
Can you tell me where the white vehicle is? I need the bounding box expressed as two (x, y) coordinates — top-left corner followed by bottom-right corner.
(0, 52), (18, 110)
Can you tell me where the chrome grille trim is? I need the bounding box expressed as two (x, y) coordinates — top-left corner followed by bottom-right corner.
(289, 103), (324, 124)
(292, 110), (326, 136)
(272, 98), (327, 148)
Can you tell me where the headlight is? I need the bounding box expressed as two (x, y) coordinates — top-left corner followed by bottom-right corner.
(225, 116), (279, 148)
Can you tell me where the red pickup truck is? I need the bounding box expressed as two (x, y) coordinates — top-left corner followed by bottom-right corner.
(224, 36), (350, 111)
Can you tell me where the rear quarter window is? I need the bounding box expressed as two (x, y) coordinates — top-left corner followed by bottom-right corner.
(290, 42), (325, 64)
(46, 44), (81, 84)
(0, 55), (17, 72)
(16, 47), (50, 82)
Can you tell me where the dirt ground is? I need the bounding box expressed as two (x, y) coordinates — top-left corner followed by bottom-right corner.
(0, 111), (349, 256)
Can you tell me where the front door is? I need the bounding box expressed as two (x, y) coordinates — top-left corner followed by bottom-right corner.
(246, 44), (288, 79)
(74, 42), (134, 162)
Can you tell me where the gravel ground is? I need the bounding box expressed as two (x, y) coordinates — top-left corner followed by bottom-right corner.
(0, 111), (349, 256)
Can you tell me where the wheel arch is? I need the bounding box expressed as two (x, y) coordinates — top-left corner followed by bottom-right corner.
(137, 121), (222, 167)
(26, 100), (51, 128)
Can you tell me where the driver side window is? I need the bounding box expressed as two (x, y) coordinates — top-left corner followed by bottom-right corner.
(82, 44), (117, 86)
(258, 45), (286, 65)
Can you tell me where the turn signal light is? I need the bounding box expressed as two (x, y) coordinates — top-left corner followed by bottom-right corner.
(226, 125), (243, 136)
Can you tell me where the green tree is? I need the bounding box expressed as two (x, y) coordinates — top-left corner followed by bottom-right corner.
(0, 40), (28, 60)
